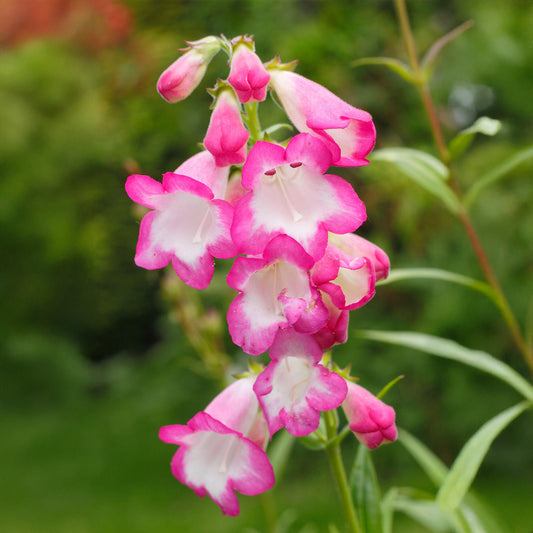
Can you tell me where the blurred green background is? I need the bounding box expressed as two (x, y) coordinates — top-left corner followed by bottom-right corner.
(1, 0), (532, 531)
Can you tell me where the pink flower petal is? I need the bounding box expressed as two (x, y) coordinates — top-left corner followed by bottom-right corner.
(269, 70), (376, 167)
(254, 329), (347, 437)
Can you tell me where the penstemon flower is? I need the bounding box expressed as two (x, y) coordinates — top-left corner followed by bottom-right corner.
(128, 33), (397, 519)
(311, 234), (390, 311)
(226, 234), (328, 355)
(268, 68), (376, 167)
(125, 163), (236, 289)
(159, 376), (274, 516)
(253, 328), (347, 437)
(232, 133), (367, 260)
(312, 290), (350, 351)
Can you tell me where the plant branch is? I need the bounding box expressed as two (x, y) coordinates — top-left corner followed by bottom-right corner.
(394, 0), (533, 374)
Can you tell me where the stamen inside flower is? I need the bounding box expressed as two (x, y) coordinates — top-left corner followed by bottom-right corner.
(218, 435), (238, 473)
(262, 165), (303, 222)
(192, 207), (212, 244)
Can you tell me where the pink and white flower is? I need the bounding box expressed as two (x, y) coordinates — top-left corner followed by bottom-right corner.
(226, 234), (328, 356)
(228, 36), (271, 103)
(125, 166), (236, 290)
(232, 133), (367, 260)
(159, 376), (274, 516)
(342, 381), (397, 450)
(269, 69), (376, 167)
(329, 232), (390, 282)
(311, 233), (390, 311)
(157, 36), (221, 103)
(203, 88), (249, 167)
(254, 328), (347, 437)
(312, 290), (350, 351)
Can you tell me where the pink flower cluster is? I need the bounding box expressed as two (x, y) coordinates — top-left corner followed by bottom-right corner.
(126, 35), (397, 516)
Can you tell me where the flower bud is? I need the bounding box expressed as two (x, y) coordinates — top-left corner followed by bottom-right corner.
(342, 381), (397, 450)
(228, 36), (270, 103)
(203, 88), (249, 166)
(157, 36), (221, 103)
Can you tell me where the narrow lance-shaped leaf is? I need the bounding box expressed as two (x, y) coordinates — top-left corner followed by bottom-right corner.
(355, 330), (533, 401)
(351, 56), (416, 84)
(383, 487), (455, 533)
(350, 444), (383, 533)
(448, 116), (502, 160)
(398, 428), (448, 486)
(378, 267), (498, 306)
(370, 148), (461, 214)
(464, 145), (533, 207)
(399, 429), (511, 533)
(437, 401), (532, 511)
(420, 20), (475, 80)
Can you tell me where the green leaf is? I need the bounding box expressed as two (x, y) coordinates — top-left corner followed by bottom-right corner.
(464, 145), (533, 207)
(421, 20), (475, 80)
(384, 487), (454, 532)
(355, 330), (533, 401)
(351, 56), (416, 84)
(449, 117), (502, 159)
(437, 401), (532, 511)
(398, 428), (448, 486)
(370, 148), (461, 213)
(350, 445), (383, 533)
(378, 267), (498, 306)
(399, 430), (510, 533)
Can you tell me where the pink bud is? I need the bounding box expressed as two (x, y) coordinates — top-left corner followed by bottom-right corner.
(342, 381), (397, 450)
(203, 90), (249, 167)
(228, 43), (271, 103)
(157, 36), (220, 103)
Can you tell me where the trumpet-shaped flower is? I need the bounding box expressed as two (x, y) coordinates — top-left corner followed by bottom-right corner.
(228, 37), (271, 103)
(254, 328), (347, 436)
(329, 232), (390, 282)
(227, 235), (328, 355)
(203, 89), (249, 167)
(312, 290), (350, 351)
(269, 69), (376, 167)
(342, 381), (397, 450)
(311, 233), (390, 311)
(125, 169), (236, 290)
(232, 133), (366, 260)
(157, 36), (221, 103)
(159, 377), (274, 516)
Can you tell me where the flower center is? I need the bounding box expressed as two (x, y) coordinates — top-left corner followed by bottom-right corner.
(263, 162), (303, 223)
(192, 207), (212, 244)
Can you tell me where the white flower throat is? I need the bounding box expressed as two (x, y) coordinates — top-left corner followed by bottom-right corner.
(263, 162), (303, 223)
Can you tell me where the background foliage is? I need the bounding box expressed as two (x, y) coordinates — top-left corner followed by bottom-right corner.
(1, 0), (532, 531)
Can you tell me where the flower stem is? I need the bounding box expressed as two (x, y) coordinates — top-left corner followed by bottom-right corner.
(324, 410), (363, 533)
(394, 0), (533, 375)
(260, 491), (280, 533)
(244, 101), (263, 143)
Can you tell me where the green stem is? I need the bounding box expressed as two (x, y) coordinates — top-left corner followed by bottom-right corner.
(394, 0), (533, 376)
(260, 491), (280, 533)
(324, 410), (363, 533)
(244, 101), (263, 143)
